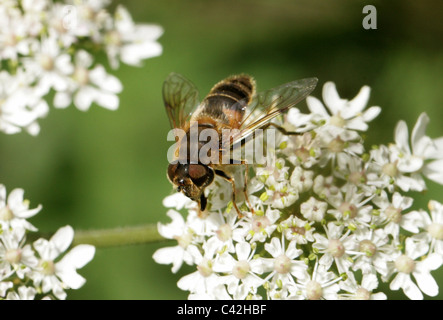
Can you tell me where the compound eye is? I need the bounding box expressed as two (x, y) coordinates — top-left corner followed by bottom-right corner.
(167, 163), (178, 181)
(188, 164), (210, 187)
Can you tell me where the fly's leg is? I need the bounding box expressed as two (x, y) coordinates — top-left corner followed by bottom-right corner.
(241, 161), (255, 215)
(263, 122), (302, 136)
(215, 169), (243, 218)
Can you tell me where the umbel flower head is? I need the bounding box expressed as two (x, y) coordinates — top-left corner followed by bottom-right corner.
(0, 184), (95, 300)
(0, 0), (163, 135)
(154, 81), (443, 300)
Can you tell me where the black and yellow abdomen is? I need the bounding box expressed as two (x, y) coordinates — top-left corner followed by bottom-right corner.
(200, 75), (256, 129)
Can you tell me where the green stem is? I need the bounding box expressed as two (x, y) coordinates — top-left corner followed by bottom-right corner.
(71, 224), (170, 248)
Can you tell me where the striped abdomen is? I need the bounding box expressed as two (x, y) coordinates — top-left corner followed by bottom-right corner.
(199, 75), (256, 129)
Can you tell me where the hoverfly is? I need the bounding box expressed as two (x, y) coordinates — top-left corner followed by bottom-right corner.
(164, 72), (318, 217)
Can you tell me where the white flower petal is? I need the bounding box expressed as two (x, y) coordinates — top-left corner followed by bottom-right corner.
(348, 85), (370, 114)
(153, 246), (179, 265)
(115, 5), (135, 34)
(394, 120), (411, 155)
(389, 272), (404, 291)
(392, 273), (423, 300)
(429, 201), (443, 223)
(157, 210), (186, 239)
(15, 204), (42, 219)
(371, 292), (387, 300)
(57, 268), (86, 290)
(41, 275), (57, 294)
(396, 174), (426, 192)
(54, 92), (72, 108)
(74, 87), (94, 111)
(411, 113), (429, 152)
(90, 65), (123, 93)
(306, 96), (329, 118)
(361, 273), (379, 291)
(287, 108), (313, 128)
(75, 50), (93, 68)
(94, 91), (119, 110)
(405, 237), (428, 259)
(135, 24), (164, 41)
(88, 65), (106, 85)
(235, 242), (251, 261)
(212, 253), (236, 273)
(0, 282), (13, 297)
(0, 121), (21, 135)
(264, 237), (282, 257)
(414, 136), (434, 159)
(285, 240), (301, 259)
(401, 210), (426, 233)
(318, 252), (334, 267)
(55, 53), (74, 75)
(7, 188), (25, 207)
(322, 82), (346, 114)
(346, 117), (368, 131)
(413, 271), (439, 297)
(397, 156), (423, 173)
(26, 122), (41, 136)
(0, 185), (7, 204)
(2, 109), (36, 127)
(428, 137), (443, 159)
(52, 285), (67, 300)
(121, 42), (162, 66)
(59, 245), (95, 269)
(162, 192), (191, 210)
(362, 106), (381, 122)
(423, 160), (443, 184)
(249, 258), (266, 275)
(50, 225), (74, 254)
(422, 254), (443, 271)
(177, 271), (200, 292)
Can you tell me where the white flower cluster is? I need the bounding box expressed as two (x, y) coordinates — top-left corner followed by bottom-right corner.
(0, 0), (162, 135)
(0, 184), (95, 300)
(154, 81), (443, 300)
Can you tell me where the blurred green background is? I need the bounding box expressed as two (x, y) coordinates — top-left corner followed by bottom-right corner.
(1, 0), (443, 299)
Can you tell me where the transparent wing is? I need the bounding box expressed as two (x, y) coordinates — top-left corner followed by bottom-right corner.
(228, 77), (318, 147)
(163, 72), (200, 129)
